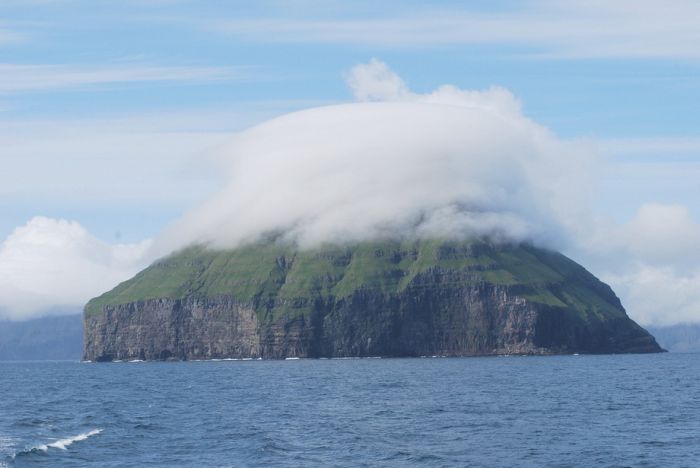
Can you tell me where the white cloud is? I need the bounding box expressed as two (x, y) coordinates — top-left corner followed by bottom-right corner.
(578, 203), (700, 326)
(615, 204), (700, 269)
(604, 267), (700, 327)
(0, 63), (251, 94)
(156, 59), (594, 256)
(0, 217), (152, 320)
(346, 58), (524, 116)
(202, 1), (700, 59)
(345, 58), (409, 102)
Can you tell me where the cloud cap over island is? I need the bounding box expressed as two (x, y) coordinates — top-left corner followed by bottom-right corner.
(158, 59), (594, 254)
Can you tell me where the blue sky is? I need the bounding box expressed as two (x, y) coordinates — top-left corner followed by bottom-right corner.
(1, 0), (699, 323)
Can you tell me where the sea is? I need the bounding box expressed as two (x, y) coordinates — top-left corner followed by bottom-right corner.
(1, 353), (698, 467)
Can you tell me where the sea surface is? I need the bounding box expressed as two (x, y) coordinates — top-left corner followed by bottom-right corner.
(1, 353), (699, 467)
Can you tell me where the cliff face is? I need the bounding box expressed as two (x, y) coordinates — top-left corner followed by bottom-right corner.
(83, 239), (662, 361)
(84, 297), (260, 361)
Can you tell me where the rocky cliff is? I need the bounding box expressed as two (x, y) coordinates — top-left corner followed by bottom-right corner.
(83, 239), (662, 361)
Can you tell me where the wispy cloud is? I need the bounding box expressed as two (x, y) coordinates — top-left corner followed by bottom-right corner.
(0, 113), (236, 206)
(0, 63), (253, 94)
(0, 25), (24, 45)
(199, 1), (700, 59)
(0, 100), (324, 208)
(598, 137), (700, 158)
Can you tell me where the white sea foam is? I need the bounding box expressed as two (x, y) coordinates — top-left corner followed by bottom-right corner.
(10, 429), (103, 461)
(285, 357), (300, 360)
(37, 429), (103, 452)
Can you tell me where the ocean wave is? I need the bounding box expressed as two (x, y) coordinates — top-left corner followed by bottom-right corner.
(13, 429), (102, 459)
(0, 436), (16, 467)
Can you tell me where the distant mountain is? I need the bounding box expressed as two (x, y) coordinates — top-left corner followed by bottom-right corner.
(83, 239), (661, 361)
(648, 324), (700, 353)
(0, 314), (83, 360)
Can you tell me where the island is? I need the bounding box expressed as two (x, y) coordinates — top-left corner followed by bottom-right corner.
(83, 239), (662, 361)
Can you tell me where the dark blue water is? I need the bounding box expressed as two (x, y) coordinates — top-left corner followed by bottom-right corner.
(1, 354), (699, 467)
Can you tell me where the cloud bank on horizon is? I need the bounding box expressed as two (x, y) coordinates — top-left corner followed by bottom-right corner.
(0, 217), (149, 321)
(1, 60), (699, 327)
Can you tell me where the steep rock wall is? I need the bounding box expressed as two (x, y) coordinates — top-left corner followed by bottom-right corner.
(84, 267), (661, 361)
(84, 297), (260, 361)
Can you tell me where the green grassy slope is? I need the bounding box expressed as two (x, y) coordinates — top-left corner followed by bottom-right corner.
(85, 238), (627, 324)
